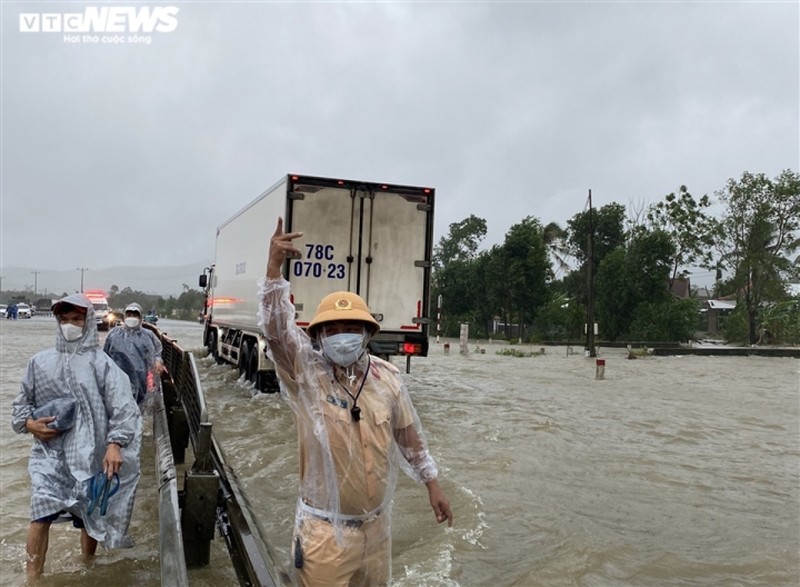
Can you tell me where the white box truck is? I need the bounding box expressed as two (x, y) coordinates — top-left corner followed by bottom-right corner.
(199, 173), (435, 392)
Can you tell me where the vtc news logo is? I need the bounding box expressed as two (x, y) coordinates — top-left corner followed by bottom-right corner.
(19, 6), (179, 34)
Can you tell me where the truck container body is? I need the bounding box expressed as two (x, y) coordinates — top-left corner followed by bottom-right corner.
(201, 174), (435, 391)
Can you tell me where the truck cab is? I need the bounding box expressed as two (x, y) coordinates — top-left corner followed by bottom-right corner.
(85, 290), (113, 331)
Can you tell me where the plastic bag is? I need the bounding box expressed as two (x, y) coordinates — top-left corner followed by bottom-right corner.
(32, 397), (78, 430)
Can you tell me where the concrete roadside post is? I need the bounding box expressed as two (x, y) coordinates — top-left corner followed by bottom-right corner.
(596, 359), (606, 380)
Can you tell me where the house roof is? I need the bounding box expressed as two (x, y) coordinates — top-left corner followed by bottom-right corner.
(707, 299), (737, 310)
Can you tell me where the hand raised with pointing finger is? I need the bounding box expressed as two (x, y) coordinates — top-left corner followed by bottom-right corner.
(267, 218), (303, 278)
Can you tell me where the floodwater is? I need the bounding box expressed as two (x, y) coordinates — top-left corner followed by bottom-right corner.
(1, 316), (799, 586)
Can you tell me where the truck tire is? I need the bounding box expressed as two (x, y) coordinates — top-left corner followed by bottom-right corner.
(209, 330), (224, 364)
(246, 345), (259, 384)
(239, 341), (251, 378)
(257, 370), (280, 394)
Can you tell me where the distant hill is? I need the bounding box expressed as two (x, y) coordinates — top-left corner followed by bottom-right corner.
(0, 262), (212, 298)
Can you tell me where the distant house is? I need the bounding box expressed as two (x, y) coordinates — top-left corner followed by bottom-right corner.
(670, 277), (692, 299)
(703, 298), (737, 335)
(693, 286), (712, 300)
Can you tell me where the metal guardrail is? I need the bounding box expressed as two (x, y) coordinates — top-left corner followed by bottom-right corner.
(153, 328), (279, 587)
(153, 390), (189, 587)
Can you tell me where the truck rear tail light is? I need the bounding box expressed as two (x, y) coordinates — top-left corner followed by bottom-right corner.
(402, 342), (422, 355)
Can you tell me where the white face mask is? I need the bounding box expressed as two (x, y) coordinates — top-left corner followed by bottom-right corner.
(320, 332), (366, 367)
(124, 317), (141, 328)
(60, 323), (83, 342)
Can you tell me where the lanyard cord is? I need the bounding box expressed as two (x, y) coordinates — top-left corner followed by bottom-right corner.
(336, 355), (370, 422)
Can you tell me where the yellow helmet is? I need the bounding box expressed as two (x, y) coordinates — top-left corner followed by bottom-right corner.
(308, 291), (380, 336)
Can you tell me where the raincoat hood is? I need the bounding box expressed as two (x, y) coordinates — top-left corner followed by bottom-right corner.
(52, 293), (98, 352)
(124, 303), (144, 330)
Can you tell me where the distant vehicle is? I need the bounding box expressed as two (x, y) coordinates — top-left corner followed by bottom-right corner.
(84, 290), (113, 331)
(107, 309), (124, 328)
(16, 303), (32, 319)
(0, 304), (7, 318)
(35, 299), (56, 315)
(143, 311), (158, 325)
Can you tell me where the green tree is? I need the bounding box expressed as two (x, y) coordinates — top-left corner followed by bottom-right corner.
(563, 203), (627, 338)
(629, 297), (699, 342)
(626, 229), (675, 305)
(473, 247), (507, 338)
(594, 247), (630, 340)
(531, 291), (585, 342)
(433, 258), (478, 336)
(595, 229), (675, 341)
(716, 170), (800, 343)
(646, 185), (720, 284)
(432, 215), (487, 270)
(542, 221), (570, 279)
(502, 217), (550, 342)
(566, 202), (627, 264)
(432, 215), (488, 336)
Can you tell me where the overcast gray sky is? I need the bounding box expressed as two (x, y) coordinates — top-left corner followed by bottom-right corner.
(2, 1), (798, 288)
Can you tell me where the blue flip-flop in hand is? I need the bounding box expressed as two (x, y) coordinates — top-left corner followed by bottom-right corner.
(87, 471), (120, 516)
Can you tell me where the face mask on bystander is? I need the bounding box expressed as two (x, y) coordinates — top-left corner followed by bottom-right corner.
(60, 323), (83, 342)
(124, 317), (141, 328)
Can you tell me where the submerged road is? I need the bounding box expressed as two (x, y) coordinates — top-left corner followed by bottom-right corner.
(1, 317), (798, 586)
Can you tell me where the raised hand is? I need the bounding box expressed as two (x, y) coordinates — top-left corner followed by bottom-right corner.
(267, 217), (303, 278)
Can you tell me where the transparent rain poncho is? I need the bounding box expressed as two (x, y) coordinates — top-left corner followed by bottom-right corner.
(103, 302), (164, 406)
(11, 293), (142, 549)
(258, 277), (439, 582)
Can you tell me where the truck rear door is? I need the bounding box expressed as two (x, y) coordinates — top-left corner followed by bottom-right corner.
(286, 176), (433, 351)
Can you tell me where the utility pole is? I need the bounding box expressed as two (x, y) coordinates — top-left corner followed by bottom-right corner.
(77, 267), (88, 293)
(31, 271), (41, 296)
(586, 189), (596, 358)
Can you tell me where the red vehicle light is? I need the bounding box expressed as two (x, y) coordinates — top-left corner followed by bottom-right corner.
(402, 342), (421, 355)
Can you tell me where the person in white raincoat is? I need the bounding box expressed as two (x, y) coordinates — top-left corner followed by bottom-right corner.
(103, 302), (166, 406)
(11, 293), (142, 580)
(259, 219), (453, 587)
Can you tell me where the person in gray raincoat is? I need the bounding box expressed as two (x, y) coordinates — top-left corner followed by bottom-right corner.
(11, 293), (142, 580)
(103, 302), (166, 405)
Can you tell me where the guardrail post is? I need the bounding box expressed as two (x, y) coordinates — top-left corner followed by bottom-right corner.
(181, 422), (218, 567)
(163, 378), (190, 464)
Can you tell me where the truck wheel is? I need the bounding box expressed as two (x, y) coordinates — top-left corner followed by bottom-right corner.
(257, 370), (280, 394)
(209, 330), (224, 364)
(239, 341), (251, 378)
(245, 345), (258, 384)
